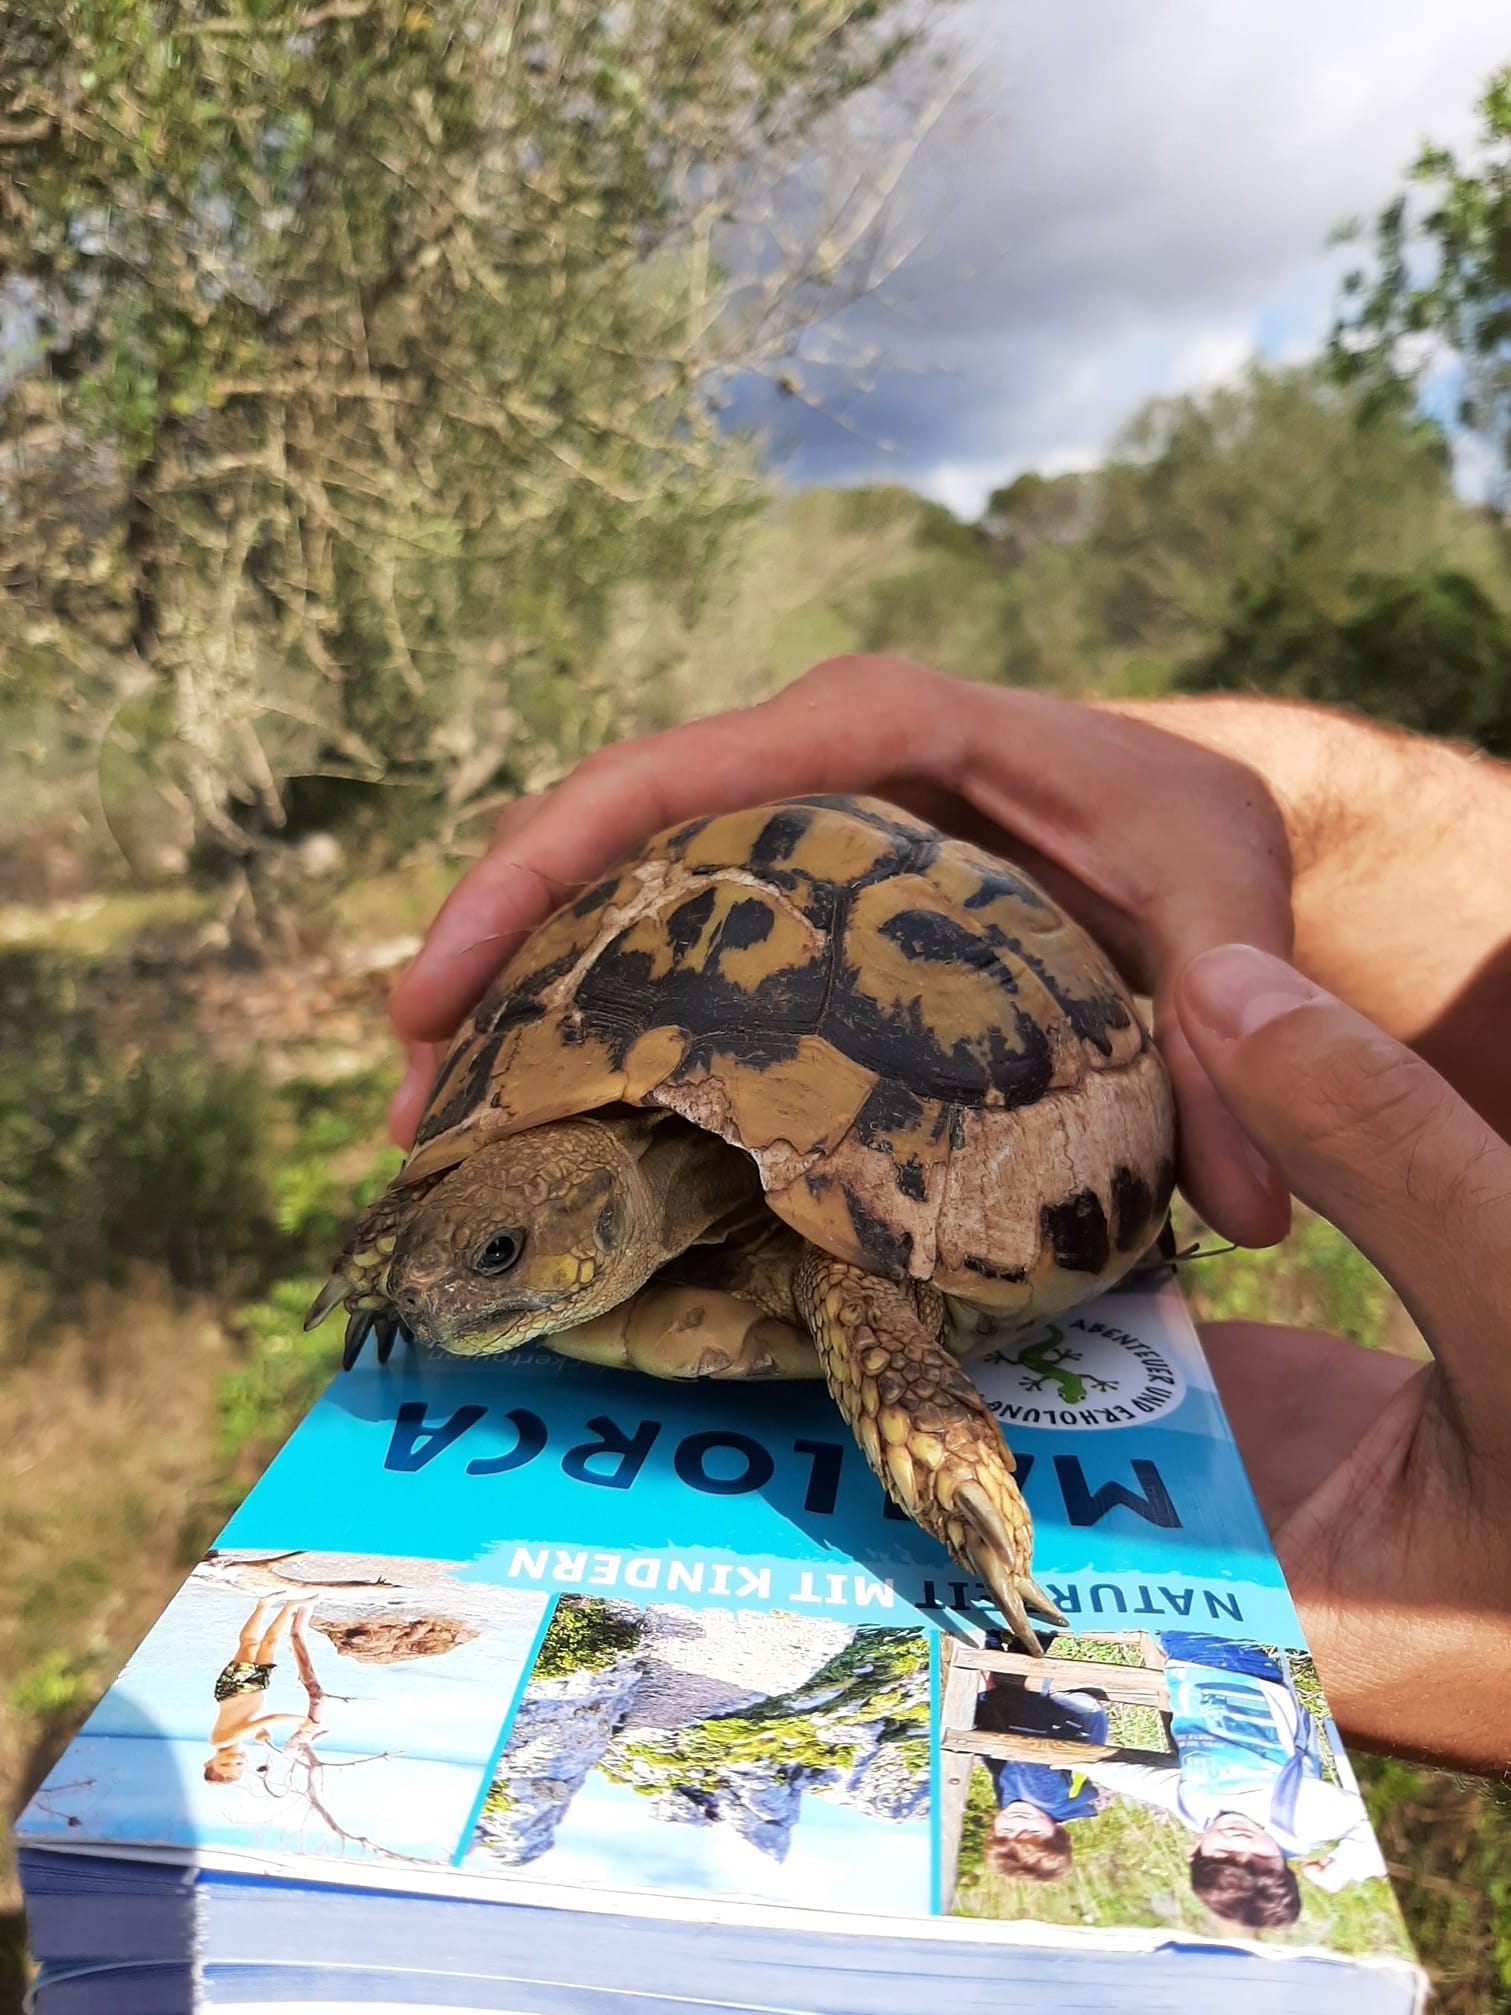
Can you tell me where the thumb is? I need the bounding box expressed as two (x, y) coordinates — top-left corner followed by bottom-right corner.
(1176, 943), (1511, 1420)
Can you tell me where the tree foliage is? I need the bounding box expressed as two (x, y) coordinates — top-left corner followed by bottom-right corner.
(581, 367), (1511, 729)
(1096, 366), (1511, 751)
(974, 363), (1511, 700)
(0, 0), (920, 864)
(1331, 61), (1511, 493)
(532, 1596), (644, 1679)
(1085, 366), (1469, 656)
(1179, 561), (1511, 757)
(0, 948), (272, 1291)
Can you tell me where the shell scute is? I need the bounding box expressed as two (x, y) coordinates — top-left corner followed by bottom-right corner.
(836, 873), (1068, 1109)
(407, 794), (1174, 1312)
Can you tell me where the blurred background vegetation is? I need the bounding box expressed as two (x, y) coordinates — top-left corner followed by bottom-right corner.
(1, 6), (1509, 2008)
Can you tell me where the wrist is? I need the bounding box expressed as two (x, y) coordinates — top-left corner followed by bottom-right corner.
(1097, 693), (1511, 1039)
(1093, 694), (1379, 875)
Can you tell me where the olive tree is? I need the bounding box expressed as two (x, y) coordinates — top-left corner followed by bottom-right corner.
(0, 0), (932, 867)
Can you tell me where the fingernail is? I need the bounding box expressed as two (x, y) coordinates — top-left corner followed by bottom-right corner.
(1181, 944), (1324, 1046)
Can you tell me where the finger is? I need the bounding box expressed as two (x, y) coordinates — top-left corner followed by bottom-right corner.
(384, 786), (542, 1043)
(943, 693), (1295, 1238)
(487, 792), (547, 848)
(388, 655), (969, 1042)
(1178, 943), (1511, 1429)
(889, 765), (1289, 1240)
(1157, 1002), (1292, 1248)
(387, 1040), (447, 1149)
(385, 793), (545, 1071)
(957, 694), (1295, 992)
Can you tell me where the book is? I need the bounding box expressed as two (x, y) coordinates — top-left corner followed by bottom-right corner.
(16, 1274), (1426, 2013)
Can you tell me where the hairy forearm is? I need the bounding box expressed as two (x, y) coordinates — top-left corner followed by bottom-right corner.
(1101, 694), (1511, 1137)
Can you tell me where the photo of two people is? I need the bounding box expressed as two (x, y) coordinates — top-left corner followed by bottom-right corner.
(944, 1628), (1411, 1956)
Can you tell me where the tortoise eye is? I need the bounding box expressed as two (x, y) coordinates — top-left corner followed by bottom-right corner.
(474, 1228), (526, 1276)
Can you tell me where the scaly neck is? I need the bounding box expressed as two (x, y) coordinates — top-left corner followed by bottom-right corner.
(599, 1110), (762, 1260)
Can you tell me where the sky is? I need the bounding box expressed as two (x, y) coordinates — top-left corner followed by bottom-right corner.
(515, 1769), (932, 1916)
(736, 0), (1509, 517)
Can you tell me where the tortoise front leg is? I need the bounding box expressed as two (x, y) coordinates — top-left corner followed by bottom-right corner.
(795, 1250), (1066, 1653)
(305, 1183), (414, 1368)
(307, 1162), (470, 1369)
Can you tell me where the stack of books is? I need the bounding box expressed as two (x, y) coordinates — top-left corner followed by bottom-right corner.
(17, 1275), (1425, 2012)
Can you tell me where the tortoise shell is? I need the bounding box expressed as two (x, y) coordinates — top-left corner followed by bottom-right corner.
(404, 795), (1175, 1320)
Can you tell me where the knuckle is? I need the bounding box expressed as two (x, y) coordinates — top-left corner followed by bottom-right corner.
(563, 740), (647, 808)
(788, 654), (872, 706)
(794, 652), (941, 705)
(1312, 1032), (1436, 1142)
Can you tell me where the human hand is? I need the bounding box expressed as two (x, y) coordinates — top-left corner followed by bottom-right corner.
(1179, 943), (1511, 1773)
(388, 655), (1295, 1244)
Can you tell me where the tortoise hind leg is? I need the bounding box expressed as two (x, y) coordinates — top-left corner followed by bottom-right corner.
(795, 1250), (1066, 1653)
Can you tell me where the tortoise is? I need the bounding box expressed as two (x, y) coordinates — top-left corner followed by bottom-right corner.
(307, 795), (1176, 1649)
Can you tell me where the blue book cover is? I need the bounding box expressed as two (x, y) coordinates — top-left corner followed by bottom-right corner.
(17, 1276), (1424, 2005)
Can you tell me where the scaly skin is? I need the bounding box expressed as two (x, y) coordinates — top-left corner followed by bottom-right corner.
(309, 1116), (1065, 1649)
(304, 1184), (422, 1367)
(794, 1252), (1065, 1651)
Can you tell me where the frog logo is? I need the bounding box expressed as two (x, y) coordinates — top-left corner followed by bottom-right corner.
(981, 1317), (1188, 1431)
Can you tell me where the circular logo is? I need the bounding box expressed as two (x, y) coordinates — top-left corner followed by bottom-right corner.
(973, 1315), (1187, 1432)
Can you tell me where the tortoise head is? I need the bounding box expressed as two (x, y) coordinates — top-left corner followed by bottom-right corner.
(382, 1119), (663, 1356)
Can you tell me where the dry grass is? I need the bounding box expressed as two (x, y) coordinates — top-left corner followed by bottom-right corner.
(1361, 1759), (1511, 2015)
(0, 1269), (239, 2005)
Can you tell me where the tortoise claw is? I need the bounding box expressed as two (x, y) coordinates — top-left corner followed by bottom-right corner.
(373, 1311), (398, 1365)
(342, 1308), (374, 1370)
(955, 1481), (1061, 1655)
(304, 1276), (348, 1333)
(1015, 1571), (1069, 1630)
(984, 1576), (1038, 1659)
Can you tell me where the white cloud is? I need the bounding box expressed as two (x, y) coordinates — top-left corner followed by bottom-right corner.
(1168, 330), (1253, 396)
(1451, 429), (1501, 506)
(912, 457), (1004, 517)
(751, 0), (1508, 511)
(913, 443), (1101, 520)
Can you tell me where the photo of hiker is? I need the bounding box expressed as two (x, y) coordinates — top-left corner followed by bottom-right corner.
(973, 1662), (1110, 1882)
(467, 1598), (932, 1916)
(942, 1629), (1412, 1960)
(204, 1594), (321, 1785)
(1078, 1631), (1386, 1928)
(27, 1548), (550, 1867)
